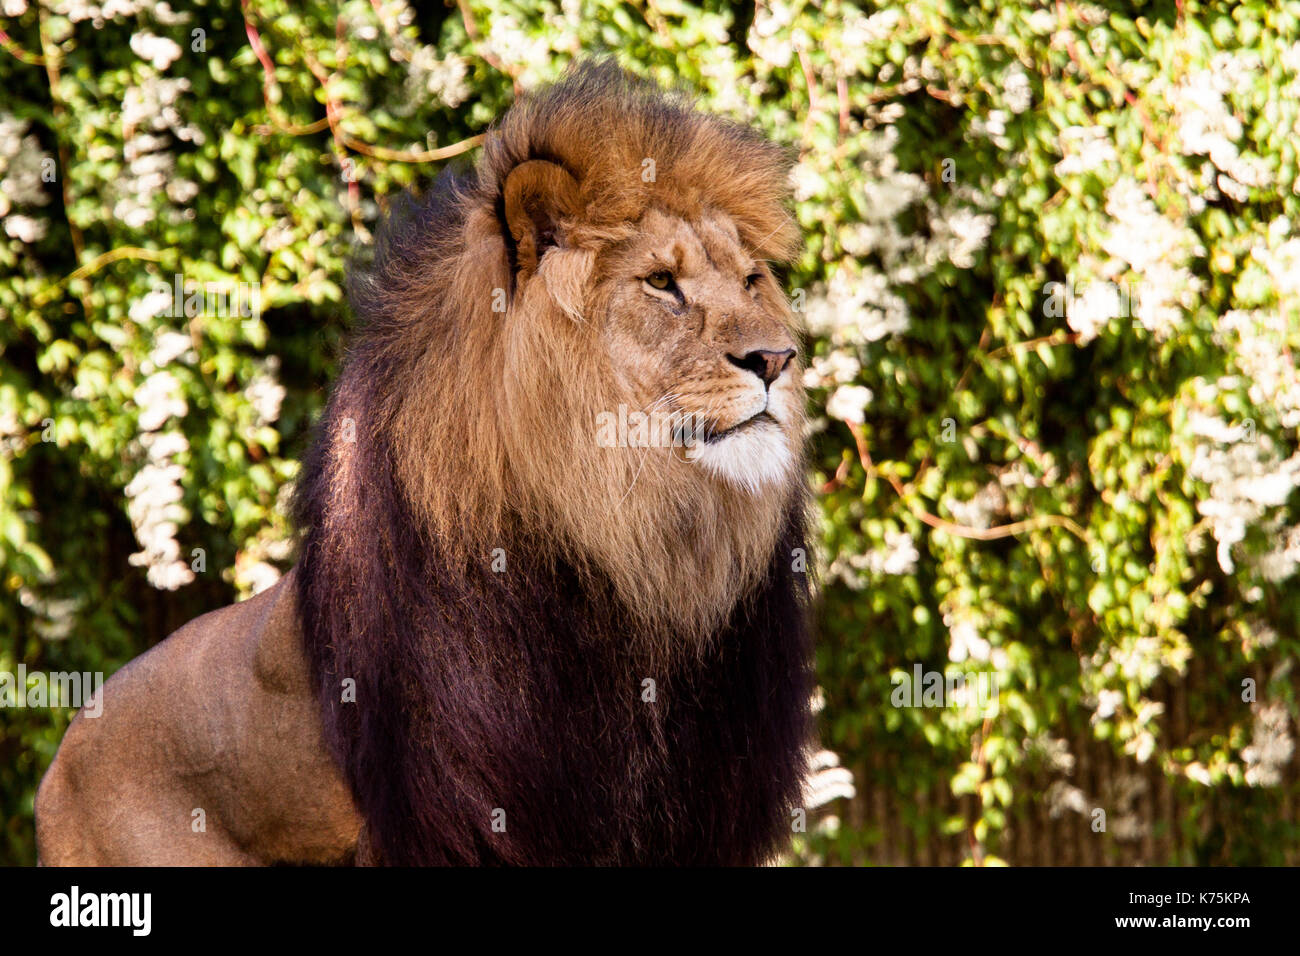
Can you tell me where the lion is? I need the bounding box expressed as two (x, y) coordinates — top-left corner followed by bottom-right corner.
(35, 61), (814, 866)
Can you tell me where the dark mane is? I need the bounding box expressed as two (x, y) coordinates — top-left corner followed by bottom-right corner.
(293, 61), (813, 865)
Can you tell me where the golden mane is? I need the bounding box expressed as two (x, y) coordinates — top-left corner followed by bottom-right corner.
(323, 59), (805, 641)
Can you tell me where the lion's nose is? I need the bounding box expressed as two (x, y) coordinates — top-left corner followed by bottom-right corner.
(728, 348), (796, 387)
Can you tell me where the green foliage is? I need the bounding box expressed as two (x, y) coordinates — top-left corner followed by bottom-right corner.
(2, 0), (1298, 865)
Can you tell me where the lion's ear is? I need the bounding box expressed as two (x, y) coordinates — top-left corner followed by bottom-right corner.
(502, 160), (581, 279)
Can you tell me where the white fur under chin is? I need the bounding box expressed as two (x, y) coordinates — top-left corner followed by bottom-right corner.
(688, 421), (795, 494)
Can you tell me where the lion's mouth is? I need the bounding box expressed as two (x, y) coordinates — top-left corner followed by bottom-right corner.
(702, 411), (778, 444)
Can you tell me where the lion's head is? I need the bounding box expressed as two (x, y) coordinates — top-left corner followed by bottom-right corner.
(295, 62), (814, 864)
(340, 61), (808, 640)
(591, 203), (803, 493)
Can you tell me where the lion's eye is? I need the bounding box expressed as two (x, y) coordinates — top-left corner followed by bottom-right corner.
(744, 272), (763, 290)
(645, 271), (676, 292)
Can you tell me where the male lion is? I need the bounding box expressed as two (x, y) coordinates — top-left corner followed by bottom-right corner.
(36, 61), (814, 865)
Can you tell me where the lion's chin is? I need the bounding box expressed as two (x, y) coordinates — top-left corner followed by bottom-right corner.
(687, 419), (796, 495)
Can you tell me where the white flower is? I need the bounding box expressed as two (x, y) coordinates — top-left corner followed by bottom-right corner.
(1168, 53), (1272, 197)
(1054, 125), (1118, 177)
(825, 384), (873, 424)
(1103, 179), (1204, 274)
(790, 160), (825, 202)
(125, 385), (193, 591)
(1032, 735), (1076, 775)
(1256, 526), (1300, 583)
(141, 429), (189, 460)
(945, 481), (1006, 530)
(237, 561), (282, 597)
(1095, 688), (1123, 720)
(803, 350), (861, 390)
(970, 109), (1011, 148)
(1045, 781), (1088, 818)
(407, 48), (471, 109)
(151, 1), (188, 26)
(0, 135), (52, 210)
(130, 32), (183, 71)
(483, 16), (547, 73)
(1242, 702), (1295, 788)
(1247, 218), (1300, 299)
(166, 178), (200, 204)
(134, 370), (187, 432)
(426, 54), (470, 108)
(802, 749), (857, 808)
(1004, 65), (1032, 114)
(245, 365), (286, 428)
(53, 0), (148, 22)
(1066, 276), (1123, 343)
(805, 267), (910, 344)
(1187, 403), (1300, 574)
(748, 0), (795, 68)
(878, 530), (919, 575)
(839, 8), (900, 52)
(1027, 9), (1056, 33)
(149, 331), (193, 368)
(121, 77), (192, 133)
(948, 616), (990, 663)
(125, 452), (194, 591)
(860, 529), (918, 577)
(1132, 731), (1157, 764)
(1100, 178), (1204, 339)
(130, 289), (174, 324)
(933, 206), (994, 269)
(3, 214), (47, 243)
(143, 561), (195, 590)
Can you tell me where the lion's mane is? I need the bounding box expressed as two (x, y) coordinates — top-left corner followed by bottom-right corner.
(294, 62), (814, 865)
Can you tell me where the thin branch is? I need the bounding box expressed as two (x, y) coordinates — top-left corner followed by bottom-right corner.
(341, 133), (486, 163)
(845, 421), (1090, 543)
(968, 715), (994, 867)
(64, 245), (167, 282)
(836, 75), (849, 140)
(0, 26), (43, 65)
(242, 1), (329, 136)
(819, 451), (853, 494)
(300, 45), (368, 241)
(32, 247), (169, 307)
(36, 4), (89, 319)
(924, 84), (961, 105)
(252, 116), (330, 137)
(456, 0), (521, 93)
(797, 47), (819, 151)
(984, 329), (1081, 361)
(243, 6), (486, 165)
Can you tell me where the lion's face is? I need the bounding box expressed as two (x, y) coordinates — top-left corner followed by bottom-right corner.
(596, 206), (803, 494)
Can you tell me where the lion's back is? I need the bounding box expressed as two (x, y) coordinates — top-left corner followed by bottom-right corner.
(36, 570), (360, 865)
